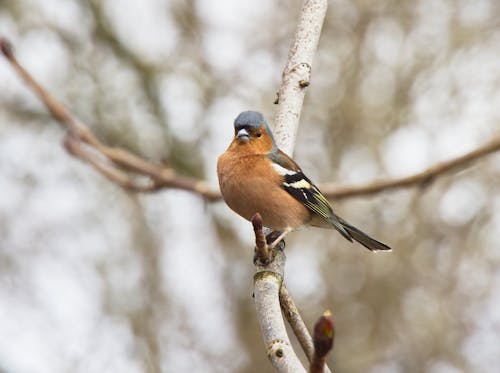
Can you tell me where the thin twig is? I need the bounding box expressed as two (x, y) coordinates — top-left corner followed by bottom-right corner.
(280, 286), (334, 373)
(321, 136), (500, 199)
(252, 213), (271, 265)
(63, 134), (159, 192)
(279, 285), (314, 360)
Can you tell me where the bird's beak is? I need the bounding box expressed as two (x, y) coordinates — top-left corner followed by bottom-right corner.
(236, 128), (250, 142)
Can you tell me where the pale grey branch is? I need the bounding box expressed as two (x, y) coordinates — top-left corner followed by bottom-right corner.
(273, 0), (328, 155)
(253, 1), (330, 372)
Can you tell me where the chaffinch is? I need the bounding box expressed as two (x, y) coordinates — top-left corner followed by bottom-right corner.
(217, 111), (391, 252)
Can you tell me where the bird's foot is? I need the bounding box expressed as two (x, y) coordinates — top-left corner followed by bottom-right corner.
(266, 228), (291, 250)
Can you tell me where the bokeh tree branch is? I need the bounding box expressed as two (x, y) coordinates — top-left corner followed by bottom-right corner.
(321, 136), (500, 200)
(0, 37), (220, 200)
(2, 35), (500, 205)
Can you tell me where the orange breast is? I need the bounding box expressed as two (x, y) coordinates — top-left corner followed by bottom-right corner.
(217, 151), (311, 230)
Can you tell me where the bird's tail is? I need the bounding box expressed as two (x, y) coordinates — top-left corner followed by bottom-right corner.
(329, 215), (391, 252)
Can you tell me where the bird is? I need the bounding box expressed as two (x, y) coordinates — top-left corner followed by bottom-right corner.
(217, 111), (391, 252)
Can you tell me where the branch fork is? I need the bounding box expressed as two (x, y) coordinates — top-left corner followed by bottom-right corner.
(251, 1), (335, 371)
(252, 213), (335, 372)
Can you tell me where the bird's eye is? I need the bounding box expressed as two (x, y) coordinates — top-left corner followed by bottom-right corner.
(256, 132), (262, 138)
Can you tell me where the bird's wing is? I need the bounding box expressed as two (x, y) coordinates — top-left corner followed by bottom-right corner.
(267, 150), (334, 222)
(267, 149), (392, 250)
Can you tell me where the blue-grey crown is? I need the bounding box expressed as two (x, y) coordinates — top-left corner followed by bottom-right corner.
(233, 111), (277, 148)
(234, 111), (265, 130)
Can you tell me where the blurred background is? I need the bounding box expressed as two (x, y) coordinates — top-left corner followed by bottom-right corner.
(1, 0), (500, 372)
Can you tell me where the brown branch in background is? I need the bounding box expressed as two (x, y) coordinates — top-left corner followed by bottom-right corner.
(63, 134), (157, 192)
(2, 37), (500, 203)
(0, 37), (220, 201)
(322, 135), (500, 199)
(310, 310), (334, 373)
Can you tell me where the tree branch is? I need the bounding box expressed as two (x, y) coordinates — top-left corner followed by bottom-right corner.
(252, 1), (331, 372)
(279, 286), (334, 373)
(320, 136), (500, 199)
(0, 37), (220, 200)
(253, 221), (306, 373)
(279, 286), (313, 360)
(273, 0), (328, 156)
(2, 35), (500, 204)
(252, 213), (271, 265)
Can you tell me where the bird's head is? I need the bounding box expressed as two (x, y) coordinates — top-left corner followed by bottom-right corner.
(232, 111), (276, 153)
